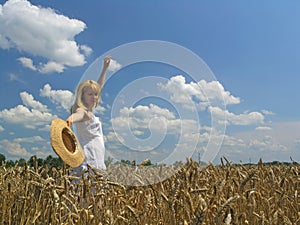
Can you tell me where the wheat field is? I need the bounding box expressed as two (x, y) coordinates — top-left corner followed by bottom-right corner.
(0, 158), (299, 224)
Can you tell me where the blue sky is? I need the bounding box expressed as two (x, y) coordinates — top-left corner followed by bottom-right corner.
(0, 0), (300, 164)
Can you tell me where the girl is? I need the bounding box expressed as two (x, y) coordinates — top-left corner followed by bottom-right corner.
(66, 56), (111, 175)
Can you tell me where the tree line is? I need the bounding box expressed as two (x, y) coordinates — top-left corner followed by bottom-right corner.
(0, 153), (296, 168)
(0, 153), (153, 168)
(0, 154), (64, 168)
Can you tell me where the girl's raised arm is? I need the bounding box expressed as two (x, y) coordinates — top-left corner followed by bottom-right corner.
(97, 55), (111, 91)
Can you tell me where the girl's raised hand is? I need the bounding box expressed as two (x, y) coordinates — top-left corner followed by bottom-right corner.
(103, 55), (111, 69)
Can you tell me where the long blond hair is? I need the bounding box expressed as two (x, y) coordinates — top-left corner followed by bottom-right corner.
(71, 80), (102, 113)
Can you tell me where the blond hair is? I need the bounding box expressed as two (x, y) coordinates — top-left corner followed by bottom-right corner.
(71, 80), (102, 113)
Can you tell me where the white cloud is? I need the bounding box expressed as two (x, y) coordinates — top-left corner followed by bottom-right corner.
(197, 79), (240, 105)
(20, 91), (49, 112)
(108, 59), (122, 72)
(105, 75), (273, 163)
(38, 124), (51, 132)
(111, 104), (180, 134)
(39, 84), (74, 111)
(159, 75), (240, 110)
(222, 134), (246, 148)
(121, 104), (175, 120)
(18, 57), (65, 74)
(255, 126), (272, 131)
(94, 105), (106, 115)
(17, 57), (37, 71)
(209, 106), (264, 126)
(80, 45), (93, 56)
(248, 136), (288, 152)
(107, 103), (201, 162)
(0, 125), (4, 132)
(30, 145), (52, 159)
(0, 136), (50, 160)
(216, 120), (300, 163)
(0, 0), (90, 73)
(261, 109), (275, 116)
(39, 61), (65, 74)
(211, 132), (290, 164)
(14, 136), (45, 143)
(237, 121), (300, 147)
(0, 139), (32, 159)
(0, 104), (56, 129)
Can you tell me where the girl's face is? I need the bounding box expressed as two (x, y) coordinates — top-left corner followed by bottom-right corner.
(82, 87), (98, 110)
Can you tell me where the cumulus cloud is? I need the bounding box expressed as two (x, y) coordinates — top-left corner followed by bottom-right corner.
(0, 136), (49, 160)
(105, 75), (274, 163)
(158, 75), (265, 127)
(197, 79), (240, 105)
(80, 45), (93, 56)
(0, 0), (91, 73)
(248, 136), (288, 152)
(222, 134), (246, 148)
(20, 91), (49, 112)
(108, 59), (122, 72)
(39, 61), (65, 74)
(18, 57), (65, 73)
(94, 105), (106, 115)
(30, 145), (52, 159)
(0, 125), (4, 132)
(159, 75), (240, 110)
(209, 106), (264, 126)
(0, 139), (32, 158)
(0, 105), (56, 129)
(215, 120), (300, 163)
(112, 104), (178, 133)
(107, 103), (201, 161)
(17, 57), (37, 71)
(39, 84), (74, 111)
(122, 104), (175, 120)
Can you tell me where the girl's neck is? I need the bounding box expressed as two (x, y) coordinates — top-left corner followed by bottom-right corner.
(86, 110), (95, 120)
(86, 105), (94, 112)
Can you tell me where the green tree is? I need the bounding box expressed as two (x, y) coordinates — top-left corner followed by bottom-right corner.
(0, 153), (5, 166)
(45, 155), (54, 166)
(5, 160), (15, 168)
(44, 155), (64, 167)
(37, 158), (44, 167)
(17, 158), (26, 167)
(28, 155), (37, 167)
(28, 155), (45, 167)
(51, 157), (64, 167)
(121, 159), (132, 165)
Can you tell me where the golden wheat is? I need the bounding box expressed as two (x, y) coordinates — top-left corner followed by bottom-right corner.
(0, 159), (299, 224)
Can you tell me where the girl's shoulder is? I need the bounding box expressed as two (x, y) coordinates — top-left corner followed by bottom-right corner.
(74, 107), (86, 116)
(75, 107), (86, 113)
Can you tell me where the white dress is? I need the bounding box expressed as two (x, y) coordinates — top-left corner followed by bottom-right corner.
(71, 116), (106, 175)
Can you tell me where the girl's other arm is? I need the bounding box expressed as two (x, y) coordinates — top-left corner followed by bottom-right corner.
(66, 108), (86, 127)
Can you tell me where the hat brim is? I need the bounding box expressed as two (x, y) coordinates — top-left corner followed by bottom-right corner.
(50, 118), (85, 168)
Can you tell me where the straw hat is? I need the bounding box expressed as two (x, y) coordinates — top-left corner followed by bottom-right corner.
(50, 118), (85, 167)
